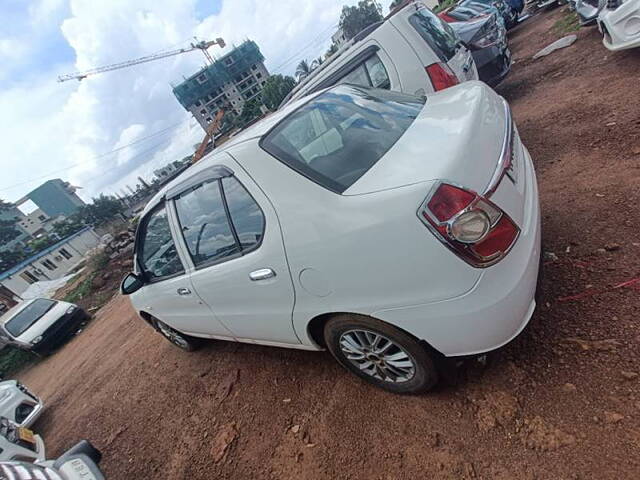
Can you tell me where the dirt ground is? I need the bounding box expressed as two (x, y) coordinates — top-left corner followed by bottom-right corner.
(16, 8), (640, 479)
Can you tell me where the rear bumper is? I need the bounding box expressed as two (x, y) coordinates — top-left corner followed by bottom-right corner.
(374, 146), (541, 357)
(598, 3), (640, 51)
(474, 44), (512, 87)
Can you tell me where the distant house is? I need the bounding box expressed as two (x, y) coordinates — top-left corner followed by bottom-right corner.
(0, 227), (100, 297)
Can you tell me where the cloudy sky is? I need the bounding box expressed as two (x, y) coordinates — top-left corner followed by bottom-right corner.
(0, 0), (392, 209)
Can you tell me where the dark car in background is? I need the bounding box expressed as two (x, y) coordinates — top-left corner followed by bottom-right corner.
(440, 0), (519, 29)
(0, 298), (90, 355)
(449, 14), (512, 86)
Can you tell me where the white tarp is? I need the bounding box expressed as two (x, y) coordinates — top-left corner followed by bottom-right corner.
(20, 271), (82, 300)
(533, 35), (578, 59)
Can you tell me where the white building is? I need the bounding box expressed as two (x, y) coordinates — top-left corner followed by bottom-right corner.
(0, 227), (100, 297)
(332, 28), (347, 48)
(17, 209), (55, 237)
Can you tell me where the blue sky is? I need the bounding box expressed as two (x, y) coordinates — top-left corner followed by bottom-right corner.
(0, 0), (391, 206)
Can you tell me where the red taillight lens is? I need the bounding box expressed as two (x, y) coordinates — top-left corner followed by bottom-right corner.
(419, 182), (519, 267)
(425, 62), (460, 92)
(426, 184), (475, 222)
(473, 215), (518, 259)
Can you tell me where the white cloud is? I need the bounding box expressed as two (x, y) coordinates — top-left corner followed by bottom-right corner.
(0, 0), (393, 203)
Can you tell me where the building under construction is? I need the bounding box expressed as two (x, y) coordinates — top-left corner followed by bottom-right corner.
(172, 40), (270, 131)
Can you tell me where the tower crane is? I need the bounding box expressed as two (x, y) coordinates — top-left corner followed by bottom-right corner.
(57, 37), (226, 82)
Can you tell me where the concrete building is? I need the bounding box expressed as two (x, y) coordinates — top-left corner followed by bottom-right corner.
(332, 28), (348, 48)
(17, 209), (54, 237)
(0, 204), (31, 253)
(172, 40), (270, 131)
(17, 179), (85, 218)
(0, 227), (100, 296)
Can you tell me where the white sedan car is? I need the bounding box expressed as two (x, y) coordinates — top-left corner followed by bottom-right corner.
(0, 381), (43, 428)
(122, 82), (541, 393)
(0, 299), (89, 356)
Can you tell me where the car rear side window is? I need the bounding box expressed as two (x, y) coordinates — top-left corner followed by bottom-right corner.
(260, 85), (424, 193)
(139, 206), (184, 280)
(174, 176), (264, 269)
(409, 8), (460, 62)
(221, 177), (264, 251)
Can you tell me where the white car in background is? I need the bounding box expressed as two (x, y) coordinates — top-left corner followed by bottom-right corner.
(281, 1), (478, 107)
(0, 381), (43, 428)
(0, 299), (90, 356)
(122, 82), (540, 394)
(598, 0), (640, 50)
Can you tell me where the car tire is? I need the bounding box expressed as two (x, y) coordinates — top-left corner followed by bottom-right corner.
(153, 318), (202, 352)
(324, 314), (439, 394)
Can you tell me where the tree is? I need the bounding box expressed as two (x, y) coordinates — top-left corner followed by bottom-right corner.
(261, 75), (297, 111)
(235, 98), (264, 128)
(295, 59), (311, 81)
(76, 195), (124, 226)
(0, 220), (20, 244)
(0, 250), (26, 272)
(310, 57), (324, 70)
(389, 0), (406, 11)
(339, 0), (383, 41)
(325, 43), (339, 58)
(52, 216), (85, 238)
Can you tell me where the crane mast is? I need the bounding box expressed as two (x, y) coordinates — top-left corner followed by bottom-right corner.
(57, 38), (225, 82)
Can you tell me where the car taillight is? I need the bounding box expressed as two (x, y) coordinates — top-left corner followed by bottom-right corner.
(425, 62), (459, 91)
(418, 182), (519, 267)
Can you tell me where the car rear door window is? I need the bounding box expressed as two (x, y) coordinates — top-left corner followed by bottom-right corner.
(175, 180), (239, 267)
(260, 85), (424, 193)
(409, 8), (460, 62)
(139, 206), (185, 280)
(337, 54), (391, 90)
(174, 176), (265, 268)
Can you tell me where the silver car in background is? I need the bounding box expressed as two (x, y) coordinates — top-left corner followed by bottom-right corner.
(0, 380), (43, 428)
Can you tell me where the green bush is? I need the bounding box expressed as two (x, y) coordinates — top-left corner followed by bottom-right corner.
(0, 346), (36, 376)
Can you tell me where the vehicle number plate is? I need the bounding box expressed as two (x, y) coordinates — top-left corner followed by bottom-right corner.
(18, 427), (36, 444)
(60, 458), (100, 480)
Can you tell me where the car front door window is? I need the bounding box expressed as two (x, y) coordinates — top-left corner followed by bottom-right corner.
(139, 206), (184, 280)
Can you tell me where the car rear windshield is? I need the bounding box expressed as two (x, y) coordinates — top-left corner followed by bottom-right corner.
(3, 299), (56, 337)
(408, 7), (461, 62)
(260, 85), (424, 193)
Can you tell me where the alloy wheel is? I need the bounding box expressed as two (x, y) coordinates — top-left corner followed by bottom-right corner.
(157, 322), (189, 349)
(339, 329), (416, 383)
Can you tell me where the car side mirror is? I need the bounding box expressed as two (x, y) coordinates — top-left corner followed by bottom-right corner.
(120, 273), (144, 295)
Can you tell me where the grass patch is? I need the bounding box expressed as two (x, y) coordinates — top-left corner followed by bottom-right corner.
(0, 346), (36, 376)
(554, 11), (580, 34)
(63, 251), (110, 304)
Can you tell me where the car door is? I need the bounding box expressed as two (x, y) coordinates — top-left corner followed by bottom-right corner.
(169, 159), (298, 346)
(398, 4), (479, 82)
(133, 203), (234, 338)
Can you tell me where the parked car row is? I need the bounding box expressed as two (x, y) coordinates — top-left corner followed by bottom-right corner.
(568, 0), (640, 50)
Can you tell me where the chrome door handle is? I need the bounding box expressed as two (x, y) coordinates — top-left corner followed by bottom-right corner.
(177, 288), (192, 296)
(249, 268), (276, 281)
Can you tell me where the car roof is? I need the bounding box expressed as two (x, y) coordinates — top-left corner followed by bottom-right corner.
(139, 89), (326, 218)
(280, 1), (426, 107)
